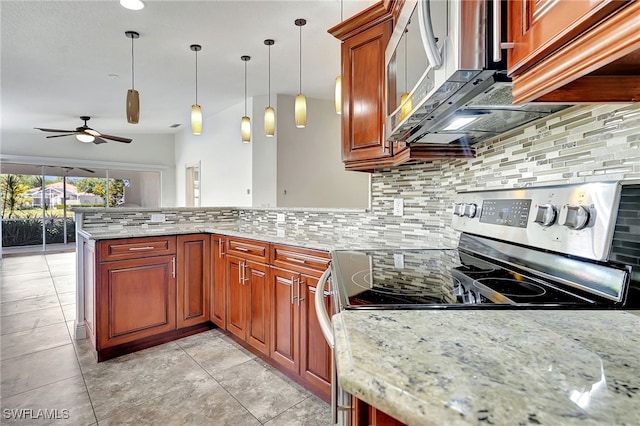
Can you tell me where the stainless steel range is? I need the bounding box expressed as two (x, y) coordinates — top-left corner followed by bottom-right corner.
(316, 181), (638, 426)
(328, 181), (637, 310)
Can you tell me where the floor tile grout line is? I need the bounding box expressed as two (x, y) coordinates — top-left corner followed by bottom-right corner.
(176, 338), (264, 425)
(0, 372), (86, 402)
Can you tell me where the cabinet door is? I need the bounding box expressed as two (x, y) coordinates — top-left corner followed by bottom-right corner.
(210, 235), (226, 329)
(270, 267), (300, 374)
(341, 19), (393, 163)
(246, 260), (270, 356)
(97, 255), (176, 349)
(226, 255), (248, 340)
(299, 274), (332, 397)
(508, 0), (625, 76)
(177, 234), (210, 328)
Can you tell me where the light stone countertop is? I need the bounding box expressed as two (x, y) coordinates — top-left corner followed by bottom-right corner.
(78, 222), (445, 251)
(333, 309), (640, 426)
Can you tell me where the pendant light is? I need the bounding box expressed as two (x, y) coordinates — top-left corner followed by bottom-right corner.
(335, 1), (343, 115)
(190, 44), (203, 135)
(294, 18), (307, 128)
(241, 55), (251, 143)
(399, 28), (412, 122)
(264, 39), (276, 137)
(125, 31), (140, 124)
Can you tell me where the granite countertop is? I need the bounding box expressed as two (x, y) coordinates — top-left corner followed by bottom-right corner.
(333, 309), (640, 426)
(78, 222), (445, 251)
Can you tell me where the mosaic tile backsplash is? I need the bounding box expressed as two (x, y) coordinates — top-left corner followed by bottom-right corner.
(79, 104), (639, 265)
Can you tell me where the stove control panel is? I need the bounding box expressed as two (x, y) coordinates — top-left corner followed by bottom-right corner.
(451, 181), (622, 262)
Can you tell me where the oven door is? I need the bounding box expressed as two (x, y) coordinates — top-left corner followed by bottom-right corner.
(316, 267), (351, 426)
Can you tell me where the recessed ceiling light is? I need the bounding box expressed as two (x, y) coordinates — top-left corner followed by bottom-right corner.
(120, 0), (145, 11)
(108, 74), (119, 80)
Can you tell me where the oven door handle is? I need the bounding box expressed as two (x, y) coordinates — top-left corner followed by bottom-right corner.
(315, 267), (334, 348)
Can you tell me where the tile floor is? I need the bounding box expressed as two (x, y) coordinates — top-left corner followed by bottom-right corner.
(0, 252), (331, 425)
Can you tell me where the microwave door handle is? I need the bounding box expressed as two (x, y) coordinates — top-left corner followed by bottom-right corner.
(418, 0), (443, 69)
(493, 0), (514, 62)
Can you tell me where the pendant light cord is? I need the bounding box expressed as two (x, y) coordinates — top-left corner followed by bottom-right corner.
(131, 37), (135, 90)
(268, 44), (271, 107)
(195, 49), (198, 105)
(298, 24), (302, 94)
(244, 60), (247, 116)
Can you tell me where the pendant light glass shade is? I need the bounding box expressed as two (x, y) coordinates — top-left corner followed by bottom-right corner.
(125, 31), (140, 124)
(241, 116), (251, 143)
(295, 94), (307, 128)
(399, 92), (412, 122)
(264, 106), (275, 137)
(264, 39), (276, 137)
(334, 76), (342, 115)
(241, 55), (251, 143)
(294, 19), (307, 128)
(190, 44), (203, 135)
(191, 104), (202, 135)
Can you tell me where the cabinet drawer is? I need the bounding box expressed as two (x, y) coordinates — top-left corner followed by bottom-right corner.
(272, 245), (330, 275)
(227, 238), (269, 263)
(99, 236), (177, 262)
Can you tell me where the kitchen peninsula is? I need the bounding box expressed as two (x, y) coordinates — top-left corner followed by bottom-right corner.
(74, 206), (640, 425)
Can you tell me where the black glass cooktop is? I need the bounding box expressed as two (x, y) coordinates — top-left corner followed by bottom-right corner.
(331, 249), (602, 310)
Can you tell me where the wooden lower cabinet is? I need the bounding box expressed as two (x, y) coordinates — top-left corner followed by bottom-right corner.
(97, 254), (177, 349)
(352, 396), (405, 426)
(176, 234), (210, 328)
(210, 235), (226, 328)
(270, 244), (332, 398)
(226, 254), (270, 355)
(81, 234), (213, 361)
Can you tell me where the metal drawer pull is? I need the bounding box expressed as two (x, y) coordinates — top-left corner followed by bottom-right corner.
(234, 246), (250, 252)
(218, 239), (225, 258)
(128, 246), (156, 251)
(291, 276), (297, 304)
(285, 257), (306, 264)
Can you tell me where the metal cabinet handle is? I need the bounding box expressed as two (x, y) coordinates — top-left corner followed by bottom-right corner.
(239, 261), (244, 284)
(235, 246), (249, 252)
(218, 239), (225, 258)
(285, 257), (306, 264)
(172, 257), (176, 278)
(492, 0), (514, 62)
(242, 262), (249, 284)
(128, 246), (155, 251)
(418, 0), (443, 69)
(291, 276), (296, 304)
(298, 278), (305, 305)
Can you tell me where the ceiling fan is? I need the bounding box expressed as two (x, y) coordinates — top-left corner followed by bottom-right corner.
(35, 116), (132, 144)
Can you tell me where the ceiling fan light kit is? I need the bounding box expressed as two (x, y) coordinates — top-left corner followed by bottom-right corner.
(190, 44), (203, 135)
(120, 0), (145, 11)
(125, 31), (140, 124)
(35, 116), (133, 145)
(241, 55), (251, 143)
(294, 18), (307, 129)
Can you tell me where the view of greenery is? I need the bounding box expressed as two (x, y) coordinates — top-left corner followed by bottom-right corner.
(1, 173), (126, 246)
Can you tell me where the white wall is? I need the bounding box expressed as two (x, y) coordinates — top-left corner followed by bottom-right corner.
(0, 131), (176, 206)
(174, 101), (253, 207)
(276, 95), (369, 208)
(251, 95), (278, 207)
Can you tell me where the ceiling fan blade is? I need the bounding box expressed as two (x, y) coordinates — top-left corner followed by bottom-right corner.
(79, 167), (96, 174)
(92, 137), (108, 145)
(46, 134), (76, 138)
(99, 134), (132, 143)
(35, 127), (75, 133)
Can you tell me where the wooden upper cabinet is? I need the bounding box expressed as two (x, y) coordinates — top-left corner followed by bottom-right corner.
(330, 2), (394, 169)
(508, 0), (640, 103)
(341, 20), (393, 163)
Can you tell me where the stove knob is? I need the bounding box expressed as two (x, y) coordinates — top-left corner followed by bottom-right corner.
(533, 203), (557, 226)
(559, 204), (590, 230)
(453, 203), (465, 217)
(463, 203), (477, 218)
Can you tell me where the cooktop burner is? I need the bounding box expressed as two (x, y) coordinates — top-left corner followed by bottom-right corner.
(474, 278), (546, 298)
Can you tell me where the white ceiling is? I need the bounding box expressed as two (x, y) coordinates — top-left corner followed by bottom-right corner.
(1, 0), (374, 139)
